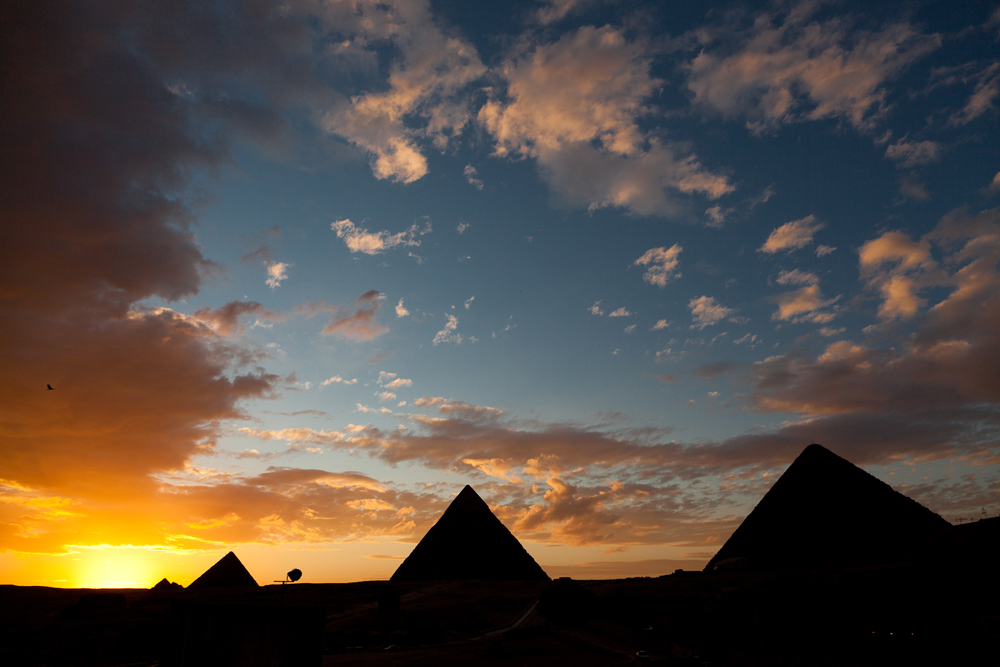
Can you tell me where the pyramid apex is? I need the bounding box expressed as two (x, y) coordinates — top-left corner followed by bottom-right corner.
(391, 485), (549, 582)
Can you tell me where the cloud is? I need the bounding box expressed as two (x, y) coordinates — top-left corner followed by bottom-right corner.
(192, 301), (285, 336)
(0, 0), (307, 555)
(433, 314), (461, 345)
(773, 285), (840, 323)
(816, 245), (836, 257)
(689, 296), (733, 329)
(264, 261), (288, 289)
(331, 218), (432, 255)
(775, 269), (819, 286)
(322, 376), (357, 386)
(456, 222), (470, 234)
(385, 378), (412, 389)
(297, 291), (388, 339)
(760, 215), (824, 253)
(464, 296), (475, 309)
(535, 0), (590, 25)
(464, 165), (484, 190)
(480, 25), (732, 217)
(377, 391), (397, 402)
(885, 138), (940, 168)
(686, 5), (939, 132)
(858, 230), (941, 321)
(989, 172), (1000, 194)
(395, 299), (410, 318)
(589, 301), (605, 316)
(652, 319), (670, 330)
(319, 1), (486, 183)
(624, 324), (637, 334)
(608, 307), (632, 317)
(634, 245), (682, 287)
(948, 61), (1000, 126)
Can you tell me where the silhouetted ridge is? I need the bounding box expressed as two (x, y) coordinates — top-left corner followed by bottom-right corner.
(188, 551), (258, 588)
(705, 444), (951, 572)
(391, 485), (550, 581)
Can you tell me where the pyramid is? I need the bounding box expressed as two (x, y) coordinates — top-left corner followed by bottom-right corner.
(151, 577), (182, 590)
(188, 551), (259, 588)
(705, 444), (951, 572)
(391, 485), (550, 581)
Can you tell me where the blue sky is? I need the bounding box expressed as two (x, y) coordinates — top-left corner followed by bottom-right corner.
(2, 0), (999, 585)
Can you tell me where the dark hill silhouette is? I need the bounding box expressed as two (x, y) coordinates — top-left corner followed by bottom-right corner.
(188, 551), (258, 588)
(391, 485), (550, 581)
(151, 578), (182, 590)
(705, 444), (951, 572)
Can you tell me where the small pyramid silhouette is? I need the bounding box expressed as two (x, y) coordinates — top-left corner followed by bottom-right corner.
(188, 551), (259, 588)
(391, 485), (550, 581)
(151, 577), (182, 590)
(705, 444), (951, 571)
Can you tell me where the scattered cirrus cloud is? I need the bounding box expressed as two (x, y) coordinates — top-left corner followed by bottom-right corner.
(885, 138), (940, 168)
(689, 296), (733, 329)
(433, 313), (461, 345)
(331, 218), (432, 255)
(634, 245), (682, 287)
(685, 4), (939, 133)
(760, 215), (824, 254)
(297, 290), (388, 339)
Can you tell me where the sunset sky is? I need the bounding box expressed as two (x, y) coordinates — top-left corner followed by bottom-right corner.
(2, 0), (999, 588)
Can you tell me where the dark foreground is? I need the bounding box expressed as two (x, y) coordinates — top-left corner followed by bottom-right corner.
(2, 526), (997, 666)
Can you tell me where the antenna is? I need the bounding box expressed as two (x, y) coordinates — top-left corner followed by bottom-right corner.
(983, 507), (988, 520)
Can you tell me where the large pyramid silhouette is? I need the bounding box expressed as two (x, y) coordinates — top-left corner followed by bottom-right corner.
(391, 485), (550, 581)
(705, 444), (951, 571)
(188, 551), (259, 588)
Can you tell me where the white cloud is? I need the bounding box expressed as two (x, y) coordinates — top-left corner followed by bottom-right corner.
(885, 138), (940, 168)
(456, 222), (470, 234)
(633, 245), (682, 287)
(464, 164), (484, 190)
(322, 375), (358, 386)
(377, 391), (396, 401)
(332, 218), (431, 255)
(357, 403), (392, 414)
(385, 378), (412, 389)
(624, 324), (637, 334)
(760, 215), (824, 254)
(589, 301), (604, 316)
(686, 6), (939, 133)
(395, 298), (410, 318)
(464, 296), (475, 309)
(689, 296), (733, 329)
(433, 313), (462, 345)
(479, 25), (732, 217)
(652, 319), (670, 330)
(265, 261), (288, 289)
(320, 0), (487, 183)
(608, 307), (631, 317)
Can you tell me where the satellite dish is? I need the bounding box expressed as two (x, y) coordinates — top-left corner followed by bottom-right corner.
(287, 568), (302, 582)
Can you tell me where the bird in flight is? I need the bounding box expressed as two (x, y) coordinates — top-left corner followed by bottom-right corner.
(47, 384), (54, 390)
